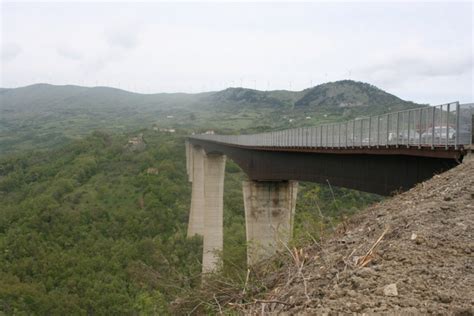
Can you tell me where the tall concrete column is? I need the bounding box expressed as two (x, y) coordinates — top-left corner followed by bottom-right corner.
(243, 180), (298, 266)
(187, 145), (205, 237)
(186, 142), (227, 273)
(202, 153), (226, 273)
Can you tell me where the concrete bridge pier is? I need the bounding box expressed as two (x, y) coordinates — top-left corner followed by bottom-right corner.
(202, 153), (226, 272)
(243, 180), (298, 265)
(186, 142), (226, 273)
(187, 144), (205, 237)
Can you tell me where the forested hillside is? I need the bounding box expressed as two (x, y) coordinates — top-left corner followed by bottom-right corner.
(0, 129), (380, 314)
(0, 80), (423, 155)
(0, 80), (423, 313)
(0, 131), (199, 313)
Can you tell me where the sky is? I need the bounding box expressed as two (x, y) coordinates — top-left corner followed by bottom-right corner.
(1, 1), (473, 104)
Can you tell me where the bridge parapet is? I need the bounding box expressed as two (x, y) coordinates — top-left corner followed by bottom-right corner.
(191, 102), (473, 151)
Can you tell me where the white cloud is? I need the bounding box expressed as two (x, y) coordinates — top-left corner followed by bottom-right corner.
(1, 2), (472, 103)
(1, 42), (22, 62)
(105, 27), (139, 50)
(358, 53), (472, 85)
(57, 45), (84, 60)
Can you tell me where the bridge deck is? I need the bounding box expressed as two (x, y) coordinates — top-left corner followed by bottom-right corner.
(189, 140), (465, 159)
(191, 102), (473, 156)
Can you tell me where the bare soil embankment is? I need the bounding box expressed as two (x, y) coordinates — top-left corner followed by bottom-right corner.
(245, 157), (474, 314)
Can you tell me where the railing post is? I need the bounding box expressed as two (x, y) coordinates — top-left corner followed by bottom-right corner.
(294, 128), (297, 148)
(294, 129), (297, 147)
(314, 127), (317, 148)
(293, 129), (296, 147)
(360, 119), (363, 148)
(368, 117), (372, 147)
(386, 114), (390, 147)
(352, 120), (355, 148)
(301, 127), (308, 147)
(304, 128), (307, 147)
(303, 128), (306, 147)
(338, 123), (341, 148)
(288, 129), (291, 147)
(296, 128), (299, 147)
(431, 106), (436, 149)
(320, 125), (323, 147)
(407, 110), (411, 148)
(376, 115), (380, 148)
(325, 125), (329, 147)
(345, 122), (348, 148)
(396, 112), (400, 148)
(287, 129), (290, 147)
(309, 128), (312, 148)
(328, 125), (331, 148)
(330, 124), (332, 148)
(309, 128), (312, 147)
(288, 129), (295, 148)
(297, 128), (300, 147)
(455, 102), (460, 149)
(291, 128), (298, 148)
(300, 128), (303, 147)
(315, 127), (319, 148)
(303, 127), (311, 147)
(418, 108), (422, 148)
(287, 130), (290, 147)
(446, 103), (450, 149)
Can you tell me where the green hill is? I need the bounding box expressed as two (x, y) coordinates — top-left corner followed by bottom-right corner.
(0, 80), (424, 155)
(0, 80), (411, 313)
(295, 80), (421, 111)
(0, 129), (379, 314)
(208, 87), (300, 109)
(0, 83), (202, 112)
(0, 80), (422, 114)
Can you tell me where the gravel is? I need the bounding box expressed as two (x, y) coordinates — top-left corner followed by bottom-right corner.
(245, 156), (474, 315)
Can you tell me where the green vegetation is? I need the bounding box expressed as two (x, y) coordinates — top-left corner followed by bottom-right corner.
(0, 129), (380, 314)
(0, 131), (199, 313)
(0, 80), (398, 313)
(0, 80), (423, 156)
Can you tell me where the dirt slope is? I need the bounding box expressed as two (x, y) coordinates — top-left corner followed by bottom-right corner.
(246, 157), (474, 314)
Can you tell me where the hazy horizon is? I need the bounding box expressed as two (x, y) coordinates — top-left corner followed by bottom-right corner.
(1, 2), (473, 104)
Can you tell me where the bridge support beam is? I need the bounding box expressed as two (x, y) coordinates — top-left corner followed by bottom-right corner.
(243, 180), (298, 266)
(186, 143), (226, 273)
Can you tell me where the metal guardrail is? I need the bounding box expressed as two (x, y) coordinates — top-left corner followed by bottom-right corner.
(191, 102), (474, 150)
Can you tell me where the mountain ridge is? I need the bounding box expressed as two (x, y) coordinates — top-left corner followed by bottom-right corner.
(0, 80), (425, 155)
(1, 80), (424, 111)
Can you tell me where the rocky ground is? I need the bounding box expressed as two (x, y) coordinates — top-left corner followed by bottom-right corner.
(244, 156), (474, 314)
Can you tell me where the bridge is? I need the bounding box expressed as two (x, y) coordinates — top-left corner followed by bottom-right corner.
(185, 102), (473, 273)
